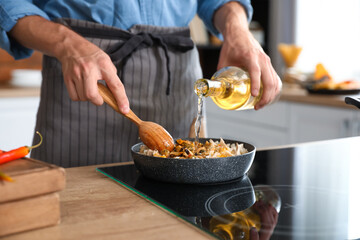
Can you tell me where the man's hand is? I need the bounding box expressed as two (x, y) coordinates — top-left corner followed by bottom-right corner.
(59, 42), (130, 114)
(9, 16), (130, 114)
(214, 2), (281, 110)
(250, 200), (279, 240)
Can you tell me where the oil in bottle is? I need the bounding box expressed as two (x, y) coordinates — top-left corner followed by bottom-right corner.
(194, 66), (267, 111)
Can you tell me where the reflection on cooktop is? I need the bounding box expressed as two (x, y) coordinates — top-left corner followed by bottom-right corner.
(135, 174), (255, 218)
(97, 137), (360, 240)
(199, 184), (281, 240)
(99, 164), (256, 218)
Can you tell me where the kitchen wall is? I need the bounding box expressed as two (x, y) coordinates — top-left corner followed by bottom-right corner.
(269, 0), (360, 82)
(296, 0), (360, 81)
(268, 0), (297, 74)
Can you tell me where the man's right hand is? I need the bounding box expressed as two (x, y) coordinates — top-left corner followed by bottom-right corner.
(59, 41), (130, 114)
(9, 16), (130, 114)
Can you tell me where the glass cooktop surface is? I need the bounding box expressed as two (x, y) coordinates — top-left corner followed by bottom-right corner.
(97, 137), (360, 240)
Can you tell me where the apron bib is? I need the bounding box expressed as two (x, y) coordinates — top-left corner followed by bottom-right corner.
(31, 18), (202, 167)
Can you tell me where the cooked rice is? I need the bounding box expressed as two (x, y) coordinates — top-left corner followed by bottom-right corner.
(139, 138), (248, 159)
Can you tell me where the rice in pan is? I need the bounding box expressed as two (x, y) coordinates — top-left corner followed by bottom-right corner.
(139, 138), (248, 159)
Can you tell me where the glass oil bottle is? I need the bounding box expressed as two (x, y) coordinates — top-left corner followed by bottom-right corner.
(194, 66), (281, 111)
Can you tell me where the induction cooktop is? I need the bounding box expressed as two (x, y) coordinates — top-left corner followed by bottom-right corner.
(97, 137), (360, 240)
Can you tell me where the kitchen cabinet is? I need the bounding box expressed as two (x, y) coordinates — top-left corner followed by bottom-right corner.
(0, 97), (40, 150)
(205, 100), (290, 148)
(288, 103), (359, 144)
(205, 99), (360, 149)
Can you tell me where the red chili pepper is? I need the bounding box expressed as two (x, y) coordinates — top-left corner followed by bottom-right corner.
(0, 131), (43, 165)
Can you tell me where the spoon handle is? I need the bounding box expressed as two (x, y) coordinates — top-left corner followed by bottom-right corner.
(97, 82), (142, 126)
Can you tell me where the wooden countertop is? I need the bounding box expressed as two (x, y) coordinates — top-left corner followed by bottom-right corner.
(279, 84), (359, 109)
(3, 162), (213, 240)
(1, 83), (359, 110)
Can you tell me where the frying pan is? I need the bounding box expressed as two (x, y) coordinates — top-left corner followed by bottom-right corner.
(131, 138), (256, 184)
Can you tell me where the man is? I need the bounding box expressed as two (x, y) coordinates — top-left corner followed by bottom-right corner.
(0, 1), (281, 167)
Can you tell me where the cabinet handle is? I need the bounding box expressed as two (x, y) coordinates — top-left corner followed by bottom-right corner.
(342, 119), (350, 137)
(356, 120), (360, 135)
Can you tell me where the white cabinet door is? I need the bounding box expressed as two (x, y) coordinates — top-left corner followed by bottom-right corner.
(289, 103), (358, 144)
(205, 99), (289, 128)
(205, 100), (290, 148)
(352, 111), (360, 135)
(0, 97), (40, 151)
(206, 116), (289, 148)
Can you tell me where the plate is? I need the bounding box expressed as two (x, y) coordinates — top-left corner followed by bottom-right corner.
(306, 87), (360, 95)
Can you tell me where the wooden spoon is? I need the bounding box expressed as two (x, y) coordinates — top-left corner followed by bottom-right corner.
(97, 82), (174, 153)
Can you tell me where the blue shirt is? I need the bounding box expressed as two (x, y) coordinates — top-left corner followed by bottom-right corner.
(0, 0), (252, 60)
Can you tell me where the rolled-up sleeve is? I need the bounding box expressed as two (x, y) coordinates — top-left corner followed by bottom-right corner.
(0, 0), (49, 59)
(197, 0), (253, 39)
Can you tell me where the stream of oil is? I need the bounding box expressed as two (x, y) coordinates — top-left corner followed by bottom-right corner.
(194, 95), (204, 144)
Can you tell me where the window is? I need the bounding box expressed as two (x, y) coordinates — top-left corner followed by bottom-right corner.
(295, 0), (360, 81)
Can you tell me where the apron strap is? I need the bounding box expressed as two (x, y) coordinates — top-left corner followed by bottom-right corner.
(69, 25), (194, 95)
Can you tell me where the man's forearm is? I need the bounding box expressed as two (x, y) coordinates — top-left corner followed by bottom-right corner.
(213, 2), (281, 109)
(213, 2), (250, 40)
(9, 16), (93, 61)
(9, 15), (129, 112)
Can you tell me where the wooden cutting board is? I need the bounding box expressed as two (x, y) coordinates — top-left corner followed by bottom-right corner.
(0, 157), (66, 203)
(0, 192), (61, 236)
(0, 158), (65, 236)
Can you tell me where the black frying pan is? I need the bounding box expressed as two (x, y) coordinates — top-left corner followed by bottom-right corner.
(131, 138), (256, 184)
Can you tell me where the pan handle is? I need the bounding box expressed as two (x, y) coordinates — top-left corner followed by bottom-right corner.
(345, 97), (360, 109)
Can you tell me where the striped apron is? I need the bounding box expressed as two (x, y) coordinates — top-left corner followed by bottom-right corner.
(30, 19), (202, 167)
